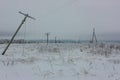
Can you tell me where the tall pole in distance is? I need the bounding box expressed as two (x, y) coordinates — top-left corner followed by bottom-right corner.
(91, 28), (97, 43)
(2, 11), (35, 55)
(55, 36), (57, 43)
(94, 28), (97, 43)
(45, 33), (50, 45)
(91, 28), (95, 43)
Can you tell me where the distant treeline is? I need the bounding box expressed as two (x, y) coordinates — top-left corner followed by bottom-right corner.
(1, 39), (119, 44)
(0, 39), (28, 44)
(0, 39), (85, 44)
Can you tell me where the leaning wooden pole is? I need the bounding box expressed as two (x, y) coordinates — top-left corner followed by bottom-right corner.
(2, 11), (35, 55)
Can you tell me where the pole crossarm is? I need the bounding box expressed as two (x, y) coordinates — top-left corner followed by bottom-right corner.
(19, 11), (36, 20)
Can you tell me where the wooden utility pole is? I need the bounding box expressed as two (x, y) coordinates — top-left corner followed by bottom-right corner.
(2, 11), (35, 55)
(45, 33), (50, 45)
(91, 28), (97, 43)
(55, 36), (57, 43)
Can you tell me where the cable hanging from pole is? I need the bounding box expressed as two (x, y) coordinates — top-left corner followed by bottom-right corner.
(22, 21), (27, 56)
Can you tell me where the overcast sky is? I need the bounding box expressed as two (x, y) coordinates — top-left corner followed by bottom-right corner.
(0, 0), (120, 40)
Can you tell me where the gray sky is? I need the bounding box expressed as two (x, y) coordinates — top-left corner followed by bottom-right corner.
(0, 0), (120, 40)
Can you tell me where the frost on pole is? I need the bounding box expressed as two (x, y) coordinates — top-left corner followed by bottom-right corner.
(2, 11), (36, 55)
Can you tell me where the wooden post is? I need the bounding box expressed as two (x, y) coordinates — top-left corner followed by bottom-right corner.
(45, 33), (50, 45)
(55, 36), (57, 43)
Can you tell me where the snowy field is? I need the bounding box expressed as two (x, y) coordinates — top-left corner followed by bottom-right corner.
(0, 43), (120, 80)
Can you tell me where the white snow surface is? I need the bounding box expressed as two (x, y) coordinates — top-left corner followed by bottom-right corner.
(0, 43), (120, 80)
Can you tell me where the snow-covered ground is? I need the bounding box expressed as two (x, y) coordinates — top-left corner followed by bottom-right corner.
(0, 43), (120, 80)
